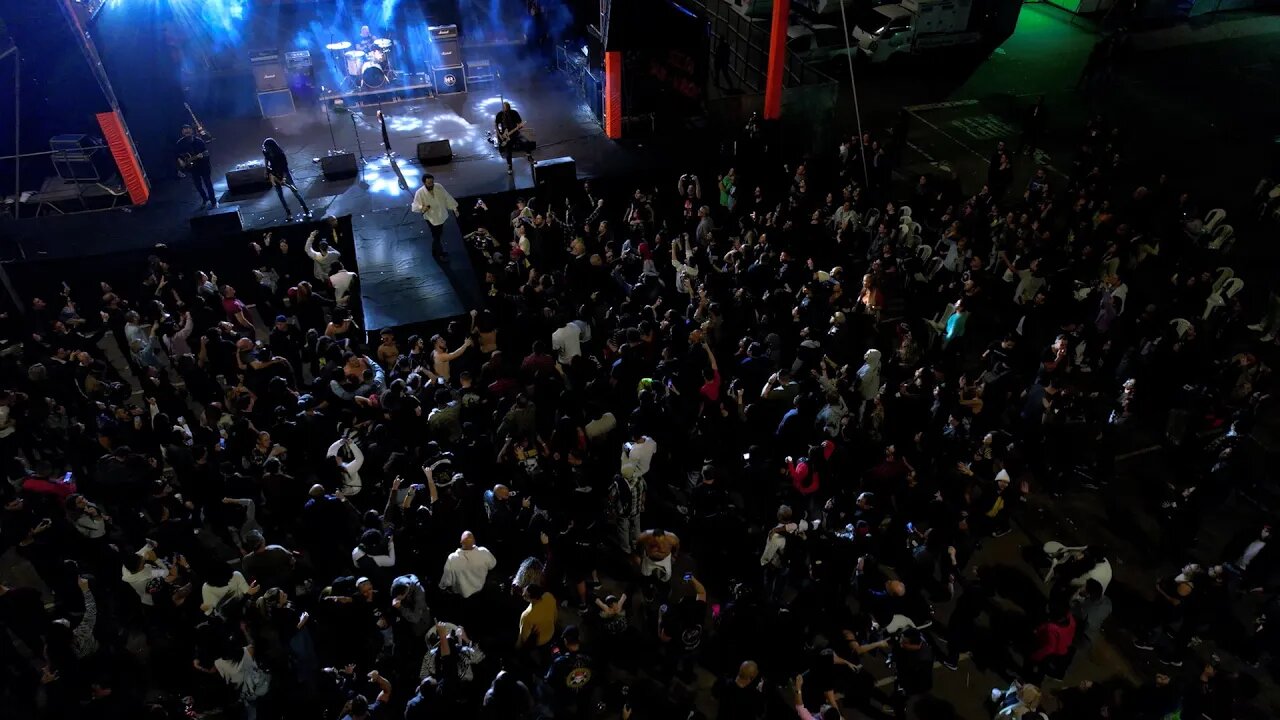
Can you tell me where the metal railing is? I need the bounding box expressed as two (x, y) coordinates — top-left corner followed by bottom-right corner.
(686, 0), (837, 91)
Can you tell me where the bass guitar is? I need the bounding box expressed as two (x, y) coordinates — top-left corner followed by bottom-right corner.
(494, 122), (529, 149)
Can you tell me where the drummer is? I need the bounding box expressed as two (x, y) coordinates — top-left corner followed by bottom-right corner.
(357, 25), (376, 53)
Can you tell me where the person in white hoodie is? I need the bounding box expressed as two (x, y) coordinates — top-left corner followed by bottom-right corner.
(856, 349), (883, 409)
(201, 565), (259, 615)
(304, 230), (342, 281)
(327, 436), (365, 496)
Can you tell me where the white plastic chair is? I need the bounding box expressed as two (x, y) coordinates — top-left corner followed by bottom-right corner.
(1043, 541), (1089, 584)
(862, 208), (881, 232)
(1170, 318), (1193, 337)
(1223, 277), (1244, 298)
(1212, 267), (1234, 293)
(1100, 256), (1121, 279)
(1203, 293), (1224, 320)
(1112, 284), (1128, 314)
(1204, 208), (1227, 234)
(1208, 224), (1234, 251)
(918, 245), (932, 261)
(900, 205), (912, 219)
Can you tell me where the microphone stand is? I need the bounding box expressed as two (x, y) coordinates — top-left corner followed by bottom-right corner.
(348, 111), (368, 188)
(323, 98), (339, 153)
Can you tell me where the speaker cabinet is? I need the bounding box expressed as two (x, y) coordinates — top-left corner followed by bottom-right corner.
(431, 66), (466, 95)
(416, 139), (453, 166)
(189, 205), (243, 239)
(253, 62), (287, 92)
(534, 156), (577, 190)
(435, 39), (461, 66)
(258, 89), (295, 118)
(225, 167), (270, 195)
(321, 152), (358, 180)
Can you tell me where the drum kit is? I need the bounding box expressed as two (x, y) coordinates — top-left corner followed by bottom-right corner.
(325, 36), (396, 89)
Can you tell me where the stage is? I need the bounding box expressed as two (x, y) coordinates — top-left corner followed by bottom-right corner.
(201, 65), (636, 225)
(1, 66), (655, 332)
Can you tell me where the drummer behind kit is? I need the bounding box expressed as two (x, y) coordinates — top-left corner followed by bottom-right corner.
(327, 34), (397, 90)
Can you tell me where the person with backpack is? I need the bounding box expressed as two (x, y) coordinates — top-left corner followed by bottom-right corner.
(607, 467), (645, 554)
(760, 504), (812, 603)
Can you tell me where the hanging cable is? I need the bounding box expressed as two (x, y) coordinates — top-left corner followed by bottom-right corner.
(837, 0), (870, 190)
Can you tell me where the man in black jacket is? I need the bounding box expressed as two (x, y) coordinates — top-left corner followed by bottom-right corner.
(546, 625), (597, 719)
(889, 627), (934, 718)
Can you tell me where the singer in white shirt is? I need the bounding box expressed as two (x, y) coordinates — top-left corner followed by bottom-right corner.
(410, 173), (459, 260)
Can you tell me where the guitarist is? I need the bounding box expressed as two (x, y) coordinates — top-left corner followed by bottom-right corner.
(494, 101), (533, 175)
(262, 137), (312, 222)
(176, 124), (216, 209)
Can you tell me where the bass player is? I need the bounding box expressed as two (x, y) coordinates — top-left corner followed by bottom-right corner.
(494, 101), (534, 175)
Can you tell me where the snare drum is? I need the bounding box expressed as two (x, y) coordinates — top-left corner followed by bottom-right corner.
(367, 48), (386, 65)
(344, 49), (366, 76)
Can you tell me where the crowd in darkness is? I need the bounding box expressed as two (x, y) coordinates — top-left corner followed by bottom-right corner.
(2, 102), (1280, 720)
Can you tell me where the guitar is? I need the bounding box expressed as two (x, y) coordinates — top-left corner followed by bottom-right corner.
(495, 122), (528, 148)
(177, 151), (208, 169)
(185, 103), (213, 141)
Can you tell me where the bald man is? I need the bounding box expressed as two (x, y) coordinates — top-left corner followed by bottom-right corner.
(717, 661), (764, 720)
(439, 530), (496, 598)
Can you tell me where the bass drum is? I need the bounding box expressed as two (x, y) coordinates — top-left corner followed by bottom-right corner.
(361, 61), (387, 88)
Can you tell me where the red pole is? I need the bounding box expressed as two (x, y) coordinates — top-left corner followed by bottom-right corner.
(604, 51), (623, 139)
(763, 0), (790, 120)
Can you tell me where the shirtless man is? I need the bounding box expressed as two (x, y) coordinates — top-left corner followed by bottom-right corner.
(430, 333), (471, 381)
(635, 528), (680, 582)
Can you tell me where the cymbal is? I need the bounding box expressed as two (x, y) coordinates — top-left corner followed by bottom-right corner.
(326, 40), (352, 50)
(373, 38), (393, 49)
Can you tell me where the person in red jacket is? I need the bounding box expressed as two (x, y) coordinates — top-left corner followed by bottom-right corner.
(20, 462), (76, 505)
(787, 441), (836, 496)
(1026, 602), (1077, 682)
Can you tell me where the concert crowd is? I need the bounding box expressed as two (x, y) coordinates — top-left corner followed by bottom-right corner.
(1, 107), (1278, 720)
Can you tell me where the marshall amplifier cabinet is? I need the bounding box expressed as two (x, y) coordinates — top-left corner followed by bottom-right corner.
(428, 24), (462, 67)
(250, 49), (286, 92)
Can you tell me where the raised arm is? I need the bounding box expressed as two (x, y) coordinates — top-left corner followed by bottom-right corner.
(344, 441), (364, 474)
(304, 231), (323, 260)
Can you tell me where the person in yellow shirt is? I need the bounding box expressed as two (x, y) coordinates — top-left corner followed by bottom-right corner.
(518, 584), (557, 649)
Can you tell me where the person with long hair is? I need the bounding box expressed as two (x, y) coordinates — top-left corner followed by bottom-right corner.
(262, 137), (311, 221)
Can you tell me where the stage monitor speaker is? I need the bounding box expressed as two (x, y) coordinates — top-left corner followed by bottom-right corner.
(253, 62), (287, 92)
(321, 152), (358, 180)
(189, 205), (243, 239)
(258, 89), (296, 118)
(534, 156), (577, 190)
(225, 167), (270, 195)
(416, 139), (453, 166)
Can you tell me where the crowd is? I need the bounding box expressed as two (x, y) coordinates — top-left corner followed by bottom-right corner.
(0, 99), (1277, 720)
